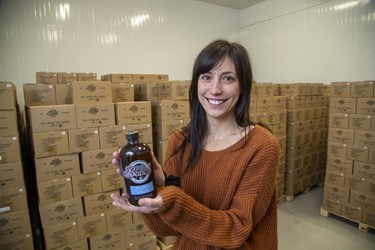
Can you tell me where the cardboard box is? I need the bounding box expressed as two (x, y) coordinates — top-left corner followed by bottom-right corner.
(329, 113), (349, 128)
(81, 147), (117, 174)
(75, 103), (115, 128)
(345, 174), (366, 192)
(326, 156), (353, 174)
(36, 72), (58, 84)
(341, 202), (363, 221)
(157, 81), (190, 100)
(0, 209), (32, 240)
(58, 72), (78, 84)
(0, 187), (27, 214)
(23, 83), (56, 106)
(372, 115), (375, 131)
(43, 220), (78, 249)
(151, 100), (190, 121)
(323, 182), (350, 203)
(154, 140), (168, 165)
(256, 97), (274, 113)
(279, 83), (306, 96)
(329, 97), (357, 113)
(322, 197), (342, 214)
(317, 95), (329, 107)
(271, 123), (287, 138)
(34, 153), (80, 182)
(369, 147), (375, 164)
(105, 208), (132, 231)
(68, 127), (100, 153)
(125, 221), (155, 247)
(126, 123), (153, 143)
(132, 74), (153, 83)
(349, 114), (372, 130)
(71, 172), (103, 197)
(111, 83), (135, 102)
(353, 161), (375, 179)
(71, 81), (112, 104)
(354, 130), (375, 147)
(330, 82), (351, 97)
(285, 96), (305, 110)
(77, 72), (97, 81)
(77, 213), (107, 240)
(89, 228), (126, 250)
(327, 142), (348, 159)
(0, 162), (24, 190)
(115, 101), (152, 125)
(99, 125), (127, 149)
(134, 82), (159, 101)
(153, 119), (183, 141)
(52, 239), (89, 250)
(325, 169), (345, 186)
(0, 136), (21, 163)
(350, 81), (374, 98)
(28, 104), (77, 132)
(356, 98), (375, 114)
(101, 74), (133, 83)
(101, 168), (125, 192)
(83, 191), (118, 216)
(346, 145), (369, 162)
(273, 96), (287, 111)
(0, 233), (33, 250)
(362, 208), (375, 227)
(0, 82), (17, 109)
(0, 110), (18, 137)
(32, 130), (69, 158)
(39, 197), (84, 227)
(328, 128), (354, 144)
(152, 74), (169, 83)
(37, 177), (73, 205)
(55, 83), (73, 105)
(350, 190), (375, 209)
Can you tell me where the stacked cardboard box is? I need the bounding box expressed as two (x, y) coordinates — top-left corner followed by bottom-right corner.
(0, 82), (34, 249)
(322, 81), (375, 227)
(24, 72), (158, 249)
(251, 82), (287, 202)
(280, 83), (329, 200)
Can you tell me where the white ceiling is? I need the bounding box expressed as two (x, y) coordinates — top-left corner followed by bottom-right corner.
(195, 0), (265, 10)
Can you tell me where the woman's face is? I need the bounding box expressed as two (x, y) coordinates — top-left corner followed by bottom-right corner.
(197, 56), (240, 120)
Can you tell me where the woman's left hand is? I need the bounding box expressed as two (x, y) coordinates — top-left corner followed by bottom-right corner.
(111, 193), (163, 214)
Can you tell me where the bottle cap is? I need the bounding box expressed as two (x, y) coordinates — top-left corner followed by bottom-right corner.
(126, 130), (139, 141)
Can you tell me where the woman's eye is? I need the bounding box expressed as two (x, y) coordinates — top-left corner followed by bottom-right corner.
(201, 75), (211, 80)
(224, 75), (234, 81)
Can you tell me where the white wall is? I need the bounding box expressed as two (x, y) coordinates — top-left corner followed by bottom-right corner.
(0, 0), (239, 107)
(239, 0), (375, 83)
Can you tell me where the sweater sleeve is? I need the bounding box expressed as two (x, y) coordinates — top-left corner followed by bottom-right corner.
(143, 130), (280, 248)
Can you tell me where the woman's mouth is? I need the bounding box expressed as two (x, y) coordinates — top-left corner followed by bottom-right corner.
(207, 98), (226, 105)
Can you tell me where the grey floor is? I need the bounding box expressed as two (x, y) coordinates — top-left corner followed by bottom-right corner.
(278, 185), (375, 250)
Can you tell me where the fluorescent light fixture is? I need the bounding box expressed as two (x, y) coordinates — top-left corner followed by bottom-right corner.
(333, 0), (369, 11)
(131, 14), (149, 27)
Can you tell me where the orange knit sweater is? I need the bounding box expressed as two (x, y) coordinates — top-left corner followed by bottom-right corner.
(142, 125), (280, 249)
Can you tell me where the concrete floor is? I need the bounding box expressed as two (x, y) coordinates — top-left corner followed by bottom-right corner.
(278, 186), (375, 250)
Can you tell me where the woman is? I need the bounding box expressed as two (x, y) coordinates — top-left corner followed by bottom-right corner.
(111, 39), (280, 249)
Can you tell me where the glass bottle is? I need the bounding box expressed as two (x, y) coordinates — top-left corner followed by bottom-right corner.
(120, 130), (157, 206)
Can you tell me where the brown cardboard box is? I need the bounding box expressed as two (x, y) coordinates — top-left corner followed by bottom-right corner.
(286, 96), (305, 110)
(0, 162), (24, 190)
(134, 82), (159, 101)
(356, 98), (375, 114)
(23, 83), (56, 106)
(101, 168), (125, 192)
(152, 74), (169, 83)
(153, 119), (183, 141)
(287, 109), (305, 122)
(350, 190), (375, 210)
(279, 83), (307, 96)
(132, 74), (153, 83)
(68, 127), (100, 153)
(101, 74), (133, 83)
(341, 202), (363, 221)
(353, 161), (375, 179)
(32, 130), (69, 158)
(345, 174), (366, 192)
(349, 114), (372, 130)
(28, 104), (77, 132)
(151, 100), (190, 121)
(0, 110), (18, 137)
(329, 113), (349, 128)
(0, 82), (17, 109)
(323, 182), (350, 203)
(256, 97), (274, 113)
(0, 233), (33, 250)
(81, 147), (117, 174)
(346, 145), (369, 162)
(260, 83), (276, 97)
(0, 136), (21, 163)
(329, 97), (357, 113)
(105, 208), (132, 231)
(369, 147), (375, 164)
(328, 128), (354, 144)
(58, 72), (78, 84)
(115, 101), (152, 125)
(365, 178), (375, 196)
(0, 186), (27, 213)
(34, 153), (80, 182)
(71, 81), (112, 104)
(354, 130), (375, 147)
(273, 96), (286, 111)
(326, 156), (353, 174)
(157, 81), (190, 100)
(37, 177), (73, 205)
(89, 228), (126, 250)
(372, 115), (375, 131)
(325, 169), (345, 186)
(126, 123), (153, 143)
(99, 125), (127, 149)
(36, 72), (58, 84)
(43, 220), (78, 249)
(77, 212), (107, 240)
(154, 140), (168, 165)
(0, 209), (32, 240)
(327, 142), (348, 159)
(77, 73), (97, 81)
(305, 95), (318, 107)
(111, 83), (135, 102)
(55, 83), (73, 105)
(362, 208), (375, 227)
(322, 197), (342, 214)
(125, 221), (155, 247)
(330, 82), (351, 97)
(271, 123), (287, 138)
(39, 197), (84, 227)
(83, 191), (118, 216)
(131, 237), (157, 250)
(350, 81), (374, 98)
(75, 103), (115, 128)
(317, 95), (329, 107)
(71, 172), (103, 197)
(52, 239), (88, 250)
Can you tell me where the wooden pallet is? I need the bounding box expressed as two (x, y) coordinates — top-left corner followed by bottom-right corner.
(320, 206), (375, 233)
(277, 195), (286, 204)
(285, 182), (323, 202)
